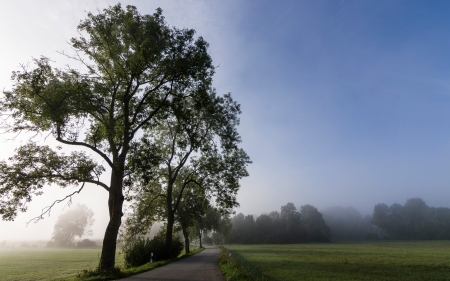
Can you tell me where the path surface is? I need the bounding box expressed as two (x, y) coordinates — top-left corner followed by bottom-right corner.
(117, 246), (225, 281)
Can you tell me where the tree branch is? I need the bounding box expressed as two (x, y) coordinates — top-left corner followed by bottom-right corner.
(56, 133), (114, 168)
(26, 182), (86, 225)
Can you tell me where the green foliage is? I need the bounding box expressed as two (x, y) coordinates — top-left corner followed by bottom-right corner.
(0, 3), (221, 270)
(372, 198), (450, 240)
(225, 242), (450, 281)
(300, 204), (331, 242)
(122, 237), (155, 268)
(0, 144), (103, 221)
(77, 239), (97, 248)
(228, 202), (331, 244)
(122, 231), (183, 268)
(124, 67), (250, 257)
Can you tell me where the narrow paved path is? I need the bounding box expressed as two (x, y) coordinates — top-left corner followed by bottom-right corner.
(117, 247), (225, 281)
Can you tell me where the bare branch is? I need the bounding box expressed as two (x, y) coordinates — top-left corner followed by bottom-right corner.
(26, 182), (86, 225)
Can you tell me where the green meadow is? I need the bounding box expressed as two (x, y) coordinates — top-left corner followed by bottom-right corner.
(0, 247), (112, 281)
(2, 242), (450, 280)
(221, 241), (450, 281)
(0, 246), (204, 281)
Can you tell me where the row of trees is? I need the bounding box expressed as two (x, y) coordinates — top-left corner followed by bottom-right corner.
(47, 197), (449, 250)
(0, 4), (250, 270)
(226, 203), (331, 244)
(222, 199), (450, 244)
(372, 198), (450, 240)
(321, 206), (380, 241)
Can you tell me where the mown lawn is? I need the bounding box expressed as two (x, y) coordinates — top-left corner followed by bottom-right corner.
(223, 241), (450, 281)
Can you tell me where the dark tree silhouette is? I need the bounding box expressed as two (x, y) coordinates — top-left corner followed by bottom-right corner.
(0, 4), (216, 270)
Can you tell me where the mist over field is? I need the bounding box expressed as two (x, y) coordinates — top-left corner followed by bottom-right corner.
(2, 0), (450, 244)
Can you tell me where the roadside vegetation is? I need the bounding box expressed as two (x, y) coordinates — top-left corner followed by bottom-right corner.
(0, 246), (203, 281)
(221, 241), (450, 281)
(219, 247), (273, 281)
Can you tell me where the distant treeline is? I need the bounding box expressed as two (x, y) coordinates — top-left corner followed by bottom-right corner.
(226, 203), (332, 243)
(321, 206), (380, 241)
(220, 198), (450, 244)
(372, 198), (450, 240)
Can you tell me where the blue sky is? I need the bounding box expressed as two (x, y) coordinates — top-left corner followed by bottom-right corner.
(214, 0), (450, 214)
(1, 0), (450, 240)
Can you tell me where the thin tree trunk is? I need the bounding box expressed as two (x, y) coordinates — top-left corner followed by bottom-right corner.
(198, 230), (203, 248)
(165, 180), (174, 259)
(165, 213), (174, 259)
(99, 171), (124, 271)
(182, 224), (190, 254)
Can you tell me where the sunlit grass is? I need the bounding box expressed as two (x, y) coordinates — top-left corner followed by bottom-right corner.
(223, 241), (450, 281)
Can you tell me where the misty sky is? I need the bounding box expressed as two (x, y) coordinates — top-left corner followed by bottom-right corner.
(2, 0), (450, 241)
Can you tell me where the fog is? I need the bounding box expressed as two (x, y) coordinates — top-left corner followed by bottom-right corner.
(3, 1), (450, 242)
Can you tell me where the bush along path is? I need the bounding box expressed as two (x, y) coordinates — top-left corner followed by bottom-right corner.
(114, 246), (224, 281)
(76, 248), (203, 281)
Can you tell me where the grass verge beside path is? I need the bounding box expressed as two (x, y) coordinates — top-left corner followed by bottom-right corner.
(218, 247), (274, 281)
(78, 247), (204, 281)
(0, 247), (204, 281)
(223, 241), (450, 281)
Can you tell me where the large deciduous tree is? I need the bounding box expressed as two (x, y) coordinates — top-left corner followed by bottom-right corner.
(0, 4), (215, 270)
(126, 91), (250, 258)
(51, 204), (94, 247)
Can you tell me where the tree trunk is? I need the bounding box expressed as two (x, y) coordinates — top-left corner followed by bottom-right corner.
(99, 171), (124, 271)
(165, 211), (174, 259)
(164, 179), (174, 260)
(182, 224), (190, 254)
(198, 230), (203, 248)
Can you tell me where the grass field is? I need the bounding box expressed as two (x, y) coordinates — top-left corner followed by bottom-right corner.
(222, 241), (450, 281)
(0, 247), (115, 281)
(0, 246), (204, 281)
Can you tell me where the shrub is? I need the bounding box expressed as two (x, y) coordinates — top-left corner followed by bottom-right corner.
(203, 234), (213, 245)
(77, 239), (97, 247)
(122, 231), (183, 268)
(20, 242), (31, 248)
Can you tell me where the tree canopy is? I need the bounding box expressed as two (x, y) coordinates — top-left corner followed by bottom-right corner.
(123, 87), (250, 257)
(0, 4), (226, 270)
(227, 202), (331, 244)
(372, 198), (450, 240)
(50, 204), (94, 247)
